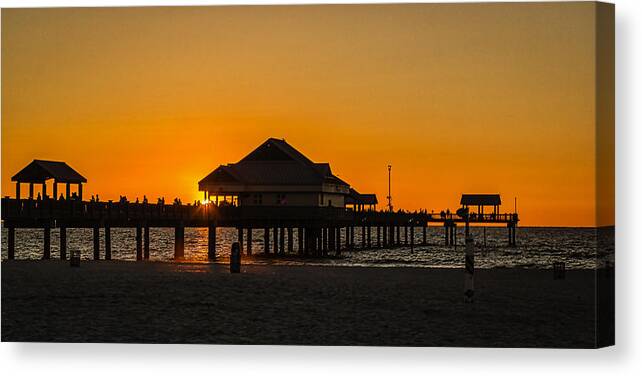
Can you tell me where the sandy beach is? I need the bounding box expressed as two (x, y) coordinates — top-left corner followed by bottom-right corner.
(2, 261), (597, 347)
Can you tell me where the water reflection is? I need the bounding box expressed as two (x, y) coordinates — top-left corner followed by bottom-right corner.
(1, 226), (606, 269)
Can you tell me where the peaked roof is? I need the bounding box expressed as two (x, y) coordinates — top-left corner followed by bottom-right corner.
(11, 160), (87, 183)
(199, 138), (349, 187)
(460, 194), (501, 206)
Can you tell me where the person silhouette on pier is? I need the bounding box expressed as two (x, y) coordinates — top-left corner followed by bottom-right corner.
(37, 193), (41, 201)
(143, 195), (148, 204)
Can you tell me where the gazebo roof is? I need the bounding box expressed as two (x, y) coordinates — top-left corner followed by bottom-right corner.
(460, 194), (501, 206)
(11, 160), (87, 184)
(199, 138), (350, 188)
(346, 188), (378, 205)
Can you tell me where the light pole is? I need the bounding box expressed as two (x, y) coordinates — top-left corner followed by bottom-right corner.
(387, 165), (393, 212)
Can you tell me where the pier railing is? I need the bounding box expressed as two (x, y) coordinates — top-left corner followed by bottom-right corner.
(1, 197), (518, 228)
(1, 198), (357, 227)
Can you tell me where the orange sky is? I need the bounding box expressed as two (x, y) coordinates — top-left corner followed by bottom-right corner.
(1, 3), (603, 226)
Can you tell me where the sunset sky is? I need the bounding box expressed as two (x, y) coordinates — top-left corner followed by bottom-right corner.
(2, 3), (602, 227)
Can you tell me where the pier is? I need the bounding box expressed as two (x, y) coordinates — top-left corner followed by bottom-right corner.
(2, 145), (519, 261)
(1, 197), (519, 261)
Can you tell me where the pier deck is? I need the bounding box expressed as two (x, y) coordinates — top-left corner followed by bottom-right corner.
(1, 198), (518, 260)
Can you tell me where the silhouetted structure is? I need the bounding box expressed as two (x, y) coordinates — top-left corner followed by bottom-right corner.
(2, 151), (518, 262)
(11, 160), (86, 201)
(459, 194), (517, 246)
(460, 194), (501, 215)
(345, 188), (378, 211)
(199, 138), (351, 207)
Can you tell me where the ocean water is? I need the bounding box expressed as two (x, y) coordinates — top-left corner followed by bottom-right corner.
(0, 226), (611, 269)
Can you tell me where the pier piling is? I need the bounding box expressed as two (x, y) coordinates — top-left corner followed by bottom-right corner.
(396, 225), (401, 247)
(247, 228), (253, 255)
(208, 224), (217, 259)
(273, 227), (279, 254)
(8, 226), (15, 260)
(60, 226), (67, 260)
(144, 225), (150, 259)
(279, 227), (285, 255)
(135, 225), (142, 261)
(174, 225), (185, 260)
(105, 225), (111, 260)
(264, 227), (270, 254)
(94, 226), (101, 260)
(367, 226), (371, 249)
(410, 226), (415, 252)
(237, 227), (244, 252)
(43, 225), (51, 260)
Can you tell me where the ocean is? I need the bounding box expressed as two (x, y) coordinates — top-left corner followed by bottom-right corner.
(0, 226), (611, 269)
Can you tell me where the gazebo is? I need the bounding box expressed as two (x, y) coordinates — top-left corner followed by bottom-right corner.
(11, 160), (87, 200)
(460, 194), (501, 215)
(345, 188), (378, 212)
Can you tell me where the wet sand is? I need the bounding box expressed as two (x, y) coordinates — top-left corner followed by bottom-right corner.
(1, 261), (597, 347)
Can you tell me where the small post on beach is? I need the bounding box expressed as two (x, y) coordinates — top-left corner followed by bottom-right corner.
(553, 262), (566, 280)
(377, 226), (381, 248)
(208, 224), (217, 259)
(60, 226), (67, 260)
(279, 227), (285, 255)
(70, 250), (80, 267)
(230, 242), (241, 273)
(264, 227), (270, 254)
(464, 237), (474, 303)
(104, 225), (111, 260)
(93, 226), (100, 260)
(43, 225), (51, 260)
(144, 225), (150, 260)
(135, 225), (142, 261)
(298, 227), (303, 255)
(7, 226), (15, 260)
(423, 225), (427, 245)
(456, 207), (473, 303)
(174, 225), (185, 260)
(247, 228), (253, 255)
(288, 227), (293, 253)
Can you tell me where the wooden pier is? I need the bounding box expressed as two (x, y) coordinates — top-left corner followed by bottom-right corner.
(1, 197), (519, 261)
